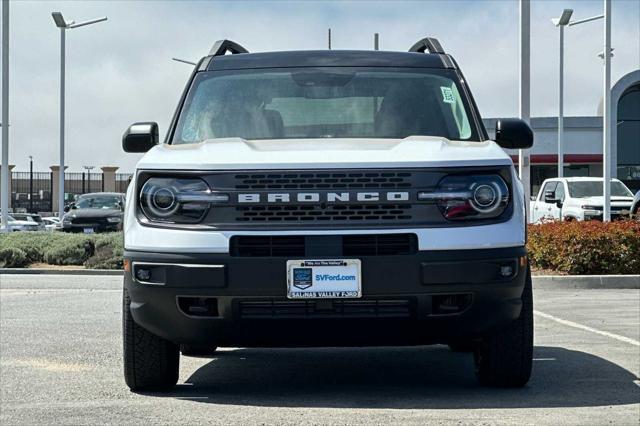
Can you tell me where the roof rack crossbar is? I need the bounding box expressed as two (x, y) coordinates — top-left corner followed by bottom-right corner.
(209, 39), (249, 56)
(409, 37), (445, 54)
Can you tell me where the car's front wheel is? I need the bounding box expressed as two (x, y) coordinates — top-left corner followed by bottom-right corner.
(123, 288), (179, 391)
(473, 264), (533, 387)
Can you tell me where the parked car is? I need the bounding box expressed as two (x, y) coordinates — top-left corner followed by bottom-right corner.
(42, 216), (61, 231)
(61, 192), (125, 233)
(3, 214), (42, 232)
(631, 191), (640, 220)
(121, 37), (535, 390)
(9, 213), (46, 231)
(531, 177), (634, 222)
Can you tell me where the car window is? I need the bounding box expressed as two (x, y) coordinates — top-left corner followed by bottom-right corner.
(540, 182), (557, 201)
(75, 196), (122, 210)
(567, 181), (633, 198)
(174, 67), (479, 143)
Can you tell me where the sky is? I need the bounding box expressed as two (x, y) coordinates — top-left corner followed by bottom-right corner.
(1, 0), (639, 173)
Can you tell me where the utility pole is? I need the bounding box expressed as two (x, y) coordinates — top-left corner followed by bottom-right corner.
(374, 33), (379, 50)
(1, 0), (9, 232)
(328, 28), (331, 50)
(83, 165), (94, 193)
(519, 0), (531, 222)
(602, 0), (612, 221)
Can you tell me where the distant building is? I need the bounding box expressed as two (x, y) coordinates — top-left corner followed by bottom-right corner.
(485, 69), (640, 195)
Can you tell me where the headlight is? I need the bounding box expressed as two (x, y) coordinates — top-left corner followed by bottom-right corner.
(418, 174), (509, 220)
(107, 217), (122, 223)
(139, 177), (229, 224)
(581, 205), (602, 210)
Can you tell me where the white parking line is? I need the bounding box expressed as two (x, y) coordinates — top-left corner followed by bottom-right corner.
(534, 310), (640, 347)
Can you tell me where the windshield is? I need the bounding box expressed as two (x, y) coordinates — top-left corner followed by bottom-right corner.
(567, 181), (633, 198)
(75, 196), (122, 210)
(173, 67), (479, 143)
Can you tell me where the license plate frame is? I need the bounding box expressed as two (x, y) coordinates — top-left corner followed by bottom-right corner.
(286, 259), (361, 299)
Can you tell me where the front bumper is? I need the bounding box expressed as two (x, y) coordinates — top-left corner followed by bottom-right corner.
(124, 246), (527, 347)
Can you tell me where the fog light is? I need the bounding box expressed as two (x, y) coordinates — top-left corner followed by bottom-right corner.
(136, 268), (151, 281)
(500, 265), (513, 277)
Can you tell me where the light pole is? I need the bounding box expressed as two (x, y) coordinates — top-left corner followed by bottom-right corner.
(83, 165), (94, 193)
(602, 0), (612, 221)
(552, 10), (605, 179)
(51, 12), (107, 218)
(519, 0), (531, 221)
(29, 156), (33, 212)
(1, 0), (9, 232)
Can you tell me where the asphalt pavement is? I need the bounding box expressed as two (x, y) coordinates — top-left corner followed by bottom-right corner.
(1, 274), (639, 425)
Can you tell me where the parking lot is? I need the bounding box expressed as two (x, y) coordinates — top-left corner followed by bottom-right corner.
(1, 274), (638, 425)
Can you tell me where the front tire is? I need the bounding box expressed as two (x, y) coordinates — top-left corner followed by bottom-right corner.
(474, 264), (533, 387)
(123, 288), (179, 391)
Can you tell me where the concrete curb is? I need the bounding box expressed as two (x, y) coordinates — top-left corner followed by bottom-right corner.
(533, 275), (640, 290)
(0, 268), (123, 276)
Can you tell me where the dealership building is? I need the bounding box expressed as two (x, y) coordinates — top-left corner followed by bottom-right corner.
(485, 69), (640, 196)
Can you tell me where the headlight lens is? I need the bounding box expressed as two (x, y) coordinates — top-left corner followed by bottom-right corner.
(139, 177), (228, 224)
(419, 174), (509, 220)
(107, 217), (122, 223)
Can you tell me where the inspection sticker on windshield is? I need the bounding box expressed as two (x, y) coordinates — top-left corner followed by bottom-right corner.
(286, 259), (361, 299)
(440, 86), (456, 103)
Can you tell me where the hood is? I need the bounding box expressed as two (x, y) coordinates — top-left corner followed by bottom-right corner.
(136, 137), (513, 171)
(66, 208), (123, 219)
(9, 220), (39, 226)
(577, 196), (634, 206)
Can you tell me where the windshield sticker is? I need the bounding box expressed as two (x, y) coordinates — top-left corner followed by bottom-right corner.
(440, 86), (456, 104)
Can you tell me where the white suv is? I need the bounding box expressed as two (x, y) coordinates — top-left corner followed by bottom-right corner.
(121, 38), (535, 391)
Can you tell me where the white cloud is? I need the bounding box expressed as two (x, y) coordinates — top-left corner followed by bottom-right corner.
(2, 0), (639, 172)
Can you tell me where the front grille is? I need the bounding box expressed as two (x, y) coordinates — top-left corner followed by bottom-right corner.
(239, 299), (413, 319)
(230, 234), (417, 257)
(234, 172), (413, 190)
(235, 204), (412, 223)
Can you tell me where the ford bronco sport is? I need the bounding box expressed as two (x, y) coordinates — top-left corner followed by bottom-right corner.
(122, 38), (534, 391)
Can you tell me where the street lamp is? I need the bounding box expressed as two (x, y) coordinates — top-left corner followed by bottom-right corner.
(29, 156), (33, 213)
(51, 11), (107, 218)
(552, 10), (604, 178)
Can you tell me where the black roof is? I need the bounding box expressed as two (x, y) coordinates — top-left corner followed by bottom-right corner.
(205, 50), (453, 71)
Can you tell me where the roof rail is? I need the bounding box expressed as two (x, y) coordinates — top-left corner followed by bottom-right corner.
(209, 39), (249, 56)
(408, 37), (445, 54)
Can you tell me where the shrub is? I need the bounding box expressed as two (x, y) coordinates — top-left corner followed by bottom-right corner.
(0, 247), (28, 268)
(85, 233), (124, 269)
(43, 235), (95, 265)
(527, 220), (640, 275)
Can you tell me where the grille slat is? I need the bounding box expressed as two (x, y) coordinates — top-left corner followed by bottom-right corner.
(239, 299), (413, 319)
(230, 234), (417, 257)
(236, 204), (412, 222)
(234, 172), (413, 190)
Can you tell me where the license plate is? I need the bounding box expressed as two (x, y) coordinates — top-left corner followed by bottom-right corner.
(287, 259), (361, 299)
(83, 228), (94, 234)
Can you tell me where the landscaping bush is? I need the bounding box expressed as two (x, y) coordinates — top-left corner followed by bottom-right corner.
(85, 233), (124, 269)
(527, 220), (640, 275)
(0, 247), (28, 268)
(0, 231), (123, 269)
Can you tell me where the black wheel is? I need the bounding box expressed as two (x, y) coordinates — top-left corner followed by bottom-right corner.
(123, 288), (179, 391)
(474, 265), (533, 387)
(181, 344), (218, 357)
(448, 342), (475, 353)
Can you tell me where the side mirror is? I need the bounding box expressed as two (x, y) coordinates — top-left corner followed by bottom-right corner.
(63, 203), (74, 213)
(494, 118), (534, 149)
(543, 191), (562, 208)
(122, 122), (159, 153)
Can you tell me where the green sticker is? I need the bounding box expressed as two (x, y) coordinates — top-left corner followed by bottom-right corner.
(440, 86), (455, 104)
